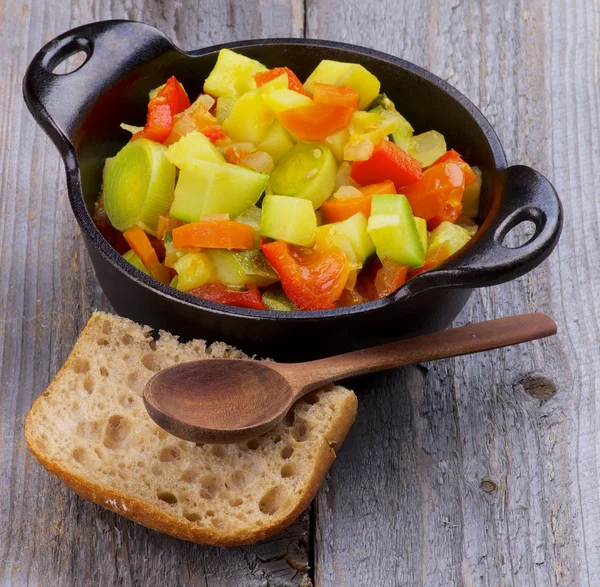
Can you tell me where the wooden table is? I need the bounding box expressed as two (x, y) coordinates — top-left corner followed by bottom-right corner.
(0, 1), (595, 585)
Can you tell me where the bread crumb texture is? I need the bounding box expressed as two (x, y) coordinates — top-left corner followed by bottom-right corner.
(25, 312), (357, 546)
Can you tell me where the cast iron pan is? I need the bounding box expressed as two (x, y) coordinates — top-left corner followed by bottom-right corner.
(23, 20), (562, 360)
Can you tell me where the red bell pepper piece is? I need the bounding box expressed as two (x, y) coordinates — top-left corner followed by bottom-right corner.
(254, 67), (309, 95)
(188, 283), (265, 310)
(350, 140), (422, 190)
(431, 149), (477, 186)
(133, 76), (190, 143)
(401, 161), (465, 221)
(278, 104), (354, 142)
(261, 240), (350, 310)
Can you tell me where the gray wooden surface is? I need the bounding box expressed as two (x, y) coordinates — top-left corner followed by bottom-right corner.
(0, 0), (596, 585)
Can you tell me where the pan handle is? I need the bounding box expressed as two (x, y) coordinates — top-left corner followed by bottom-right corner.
(23, 20), (174, 160)
(401, 165), (562, 297)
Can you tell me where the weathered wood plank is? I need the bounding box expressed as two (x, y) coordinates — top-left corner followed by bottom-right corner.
(0, 1), (308, 586)
(308, 1), (599, 585)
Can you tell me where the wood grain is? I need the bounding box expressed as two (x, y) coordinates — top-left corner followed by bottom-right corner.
(0, 1), (308, 586)
(2, 0), (598, 586)
(307, 1), (598, 586)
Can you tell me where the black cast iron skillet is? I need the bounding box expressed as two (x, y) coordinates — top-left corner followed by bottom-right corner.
(23, 20), (562, 361)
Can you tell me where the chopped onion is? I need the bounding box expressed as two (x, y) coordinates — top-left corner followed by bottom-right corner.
(343, 138), (374, 161)
(196, 94), (216, 110)
(120, 123), (144, 134)
(334, 185), (363, 199)
(201, 213), (230, 221)
(335, 161), (360, 190)
(240, 151), (275, 174)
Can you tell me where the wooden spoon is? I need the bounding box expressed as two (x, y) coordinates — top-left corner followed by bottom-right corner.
(144, 313), (556, 444)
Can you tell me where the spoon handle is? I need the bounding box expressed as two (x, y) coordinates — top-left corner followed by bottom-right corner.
(281, 313), (557, 395)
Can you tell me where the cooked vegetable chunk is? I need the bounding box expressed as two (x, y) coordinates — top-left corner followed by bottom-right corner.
(203, 49), (267, 98)
(261, 195), (318, 247)
(98, 52), (481, 310)
(303, 60), (381, 109)
(103, 139), (176, 233)
(269, 143), (337, 209)
(170, 160), (268, 222)
(367, 194), (425, 267)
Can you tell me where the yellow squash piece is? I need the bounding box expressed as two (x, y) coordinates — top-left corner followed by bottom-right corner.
(203, 49), (267, 98)
(303, 60), (381, 109)
(166, 131), (224, 167)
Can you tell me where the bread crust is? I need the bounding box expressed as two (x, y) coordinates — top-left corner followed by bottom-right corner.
(24, 313), (357, 547)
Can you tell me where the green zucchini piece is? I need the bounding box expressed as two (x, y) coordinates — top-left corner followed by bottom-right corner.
(203, 49), (267, 98)
(170, 159), (268, 222)
(166, 131), (224, 167)
(262, 287), (297, 311)
(414, 217), (428, 253)
(268, 143), (337, 209)
(103, 139), (176, 233)
(258, 120), (295, 163)
(122, 249), (149, 275)
(367, 194), (425, 267)
(173, 252), (217, 292)
(233, 250), (279, 286)
(235, 205), (262, 247)
(208, 249), (278, 287)
(261, 195), (317, 247)
(462, 166), (482, 218)
(216, 96), (237, 124)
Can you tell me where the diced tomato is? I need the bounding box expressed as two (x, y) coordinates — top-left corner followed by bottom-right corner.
(432, 149), (477, 186)
(350, 140), (422, 190)
(133, 77), (190, 143)
(123, 226), (159, 269)
(401, 161), (465, 220)
(354, 258), (382, 302)
(188, 283), (265, 310)
(374, 259), (409, 298)
(202, 126), (228, 144)
(172, 220), (254, 250)
(261, 240), (350, 310)
(320, 195), (372, 223)
(359, 180), (396, 196)
(313, 83), (360, 109)
(278, 104), (354, 141)
(336, 288), (367, 307)
(254, 67), (309, 95)
(407, 242), (452, 279)
(427, 202), (463, 231)
(164, 96), (226, 146)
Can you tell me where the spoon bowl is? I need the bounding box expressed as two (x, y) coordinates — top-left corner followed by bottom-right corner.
(144, 313), (558, 444)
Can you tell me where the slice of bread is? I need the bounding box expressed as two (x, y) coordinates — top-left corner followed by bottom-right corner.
(25, 312), (357, 546)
